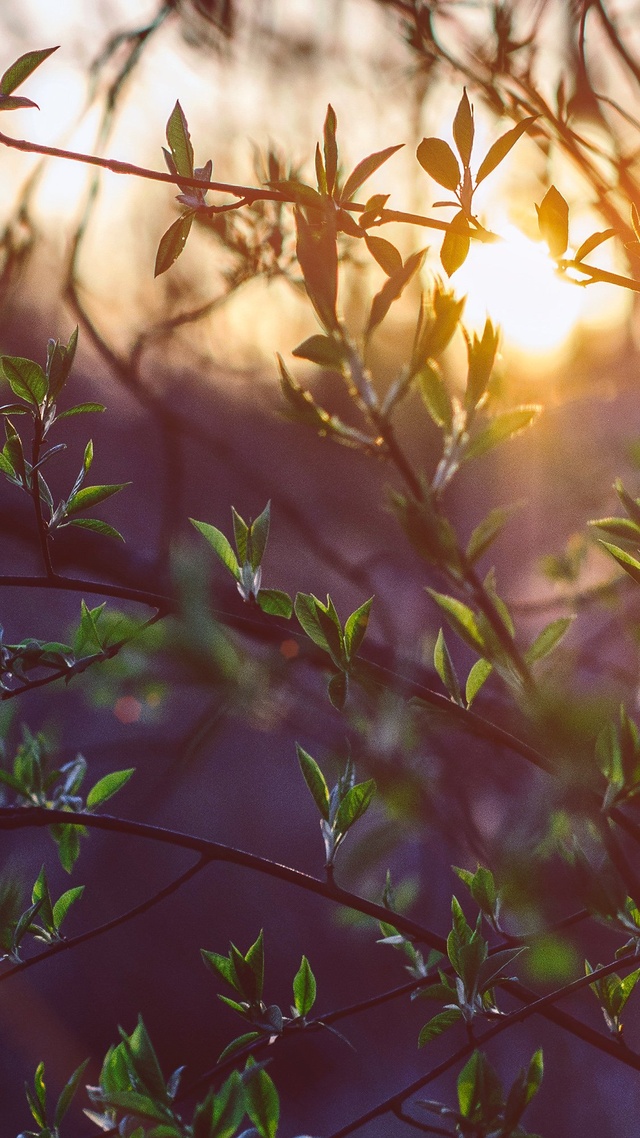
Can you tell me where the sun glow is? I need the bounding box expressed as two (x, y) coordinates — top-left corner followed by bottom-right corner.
(454, 221), (585, 358)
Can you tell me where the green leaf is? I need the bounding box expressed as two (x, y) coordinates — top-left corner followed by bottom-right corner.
(296, 744), (330, 820)
(54, 1058), (89, 1128)
(51, 822), (83, 873)
(427, 589), (485, 653)
(99, 1089), (167, 1120)
(477, 945), (525, 992)
(344, 597), (373, 660)
(244, 1062), (279, 1138)
(292, 334), (346, 370)
(0, 47), (58, 96)
(366, 249), (426, 336)
(65, 483), (128, 516)
(154, 212), (194, 277)
(249, 502), (270, 570)
(466, 505), (518, 563)
(87, 768), (135, 809)
(536, 184), (569, 258)
(124, 1017), (167, 1100)
(293, 955), (317, 1015)
(457, 1051), (481, 1117)
(294, 593), (331, 653)
(217, 1032), (261, 1064)
(475, 116), (538, 184)
(434, 628), (463, 704)
(417, 137), (460, 191)
(334, 779), (376, 833)
(418, 1007), (462, 1046)
(32, 865), (54, 929)
(1, 356), (47, 404)
(257, 589), (292, 618)
(245, 930), (265, 1001)
(65, 518), (124, 541)
(201, 950), (236, 988)
(464, 406), (541, 462)
(52, 885), (84, 930)
(440, 210), (470, 276)
(453, 89), (474, 166)
(588, 516), (640, 542)
(364, 234), (403, 276)
(600, 540), (640, 584)
(166, 100), (194, 178)
(55, 402), (106, 419)
(525, 616), (574, 664)
(232, 507), (249, 562)
(340, 143), (403, 202)
(418, 361), (453, 431)
(190, 519), (241, 580)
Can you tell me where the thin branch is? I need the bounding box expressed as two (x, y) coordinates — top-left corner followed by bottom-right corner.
(0, 854), (205, 984)
(0, 130), (498, 240)
(3, 806), (640, 1083)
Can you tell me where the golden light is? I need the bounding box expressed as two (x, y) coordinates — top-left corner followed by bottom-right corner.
(454, 219), (584, 357)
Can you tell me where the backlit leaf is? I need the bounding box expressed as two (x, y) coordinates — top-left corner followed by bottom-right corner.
(417, 138), (461, 191)
(475, 116), (538, 184)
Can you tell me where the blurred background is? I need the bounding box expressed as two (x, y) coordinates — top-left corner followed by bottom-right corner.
(3, 1), (640, 1135)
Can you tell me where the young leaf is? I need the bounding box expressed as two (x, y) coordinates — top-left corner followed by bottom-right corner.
(52, 885), (84, 931)
(364, 234), (403, 276)
(464, 406), (541, 462)
(340, 143), (403, 202)
(257, 589), (293, 618)
(440, 210), (470, 276)
(154, 212), (194, 277)
(574, 228), (616, 263)
(475, 116), (538, 184)
(293, 955), (317, 1016)
(296, 744), (330, 821)
(416, 138), (461, 191)
(453, 89), (474, 166)
(344, 597), (373, 660)
(466, 505), (518, 563)
(334, 779), (376, 833)
(292, 334), (346, 370)
(190, 518), (241, 580)
(54, 1058), (89, 1128)
(1, 356), (47, 405)
(466, 658), (492, 707)
(537, 184), (569, 258)
(56, 402), (106, 419)
(418, 1007), (462, 1045)
(525, 616), (574, 664)
(166, 100), (194, 178)
(366, 249), (426, 336)
(323, 104), (338, 196)
(249, 501), (270, 570)
(599, 540), (640, 585)
(294, 593), (331, 653)
(86, 768), (135, 809)
(0, 47), (58, 96)
(427, 589), (485, 653)
(65, 518), (124, 541)
(434, 628), (463, 704)
(244, 1061), (279, 1138)
(295, 206), (339, 331)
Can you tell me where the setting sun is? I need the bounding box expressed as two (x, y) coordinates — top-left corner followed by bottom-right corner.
(454, 220), (585, 356)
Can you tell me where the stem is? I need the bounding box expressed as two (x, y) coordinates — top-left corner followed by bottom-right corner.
(2, 807), (640, 1079)
(30, 416), (54, 577)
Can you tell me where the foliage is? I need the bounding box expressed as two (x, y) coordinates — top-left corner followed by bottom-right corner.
(4, 6), (640, 1137)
